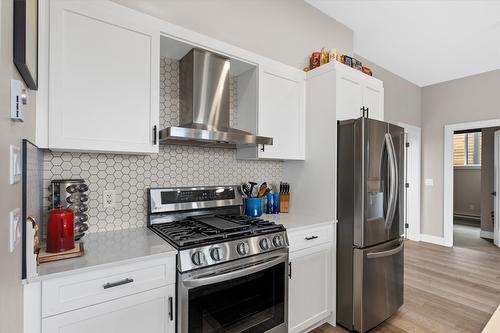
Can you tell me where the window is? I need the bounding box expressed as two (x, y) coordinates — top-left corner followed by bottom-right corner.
(453, 132), (481, 166)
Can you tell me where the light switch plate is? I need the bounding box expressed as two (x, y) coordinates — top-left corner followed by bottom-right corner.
(10, 145), (21, 184)
(9, 208), (21, 253)
(425, 178), (434, 186)
(10, 79), (27, 122)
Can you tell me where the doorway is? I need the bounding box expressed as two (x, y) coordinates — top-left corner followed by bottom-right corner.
(444, 119), (500, 249)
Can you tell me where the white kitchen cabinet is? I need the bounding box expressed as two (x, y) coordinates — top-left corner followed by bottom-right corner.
(42, 285), (175, 333)
(48, 0), (160, 154)
(335, 62), (384, 121)
(307, 61), (384, 123)
(287, 222), (335, 333)
(289, 243), (333, 333)
(237, 64), (306, 160)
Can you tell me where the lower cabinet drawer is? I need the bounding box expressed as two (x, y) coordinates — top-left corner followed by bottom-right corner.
(42, 285), (175, 333)
(42, 256), (175, 317)
(288, 223), (334, 253)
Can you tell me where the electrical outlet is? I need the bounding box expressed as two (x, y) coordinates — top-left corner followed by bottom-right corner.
(103, 190), (116, 208)
(9, 208), (21, 253)
(10, 145), (21, 184)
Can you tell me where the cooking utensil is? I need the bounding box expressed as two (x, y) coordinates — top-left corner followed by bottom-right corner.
(241, 183), (251, 197)
(257, 182), (268, 198)
(248, 182), (258, 198)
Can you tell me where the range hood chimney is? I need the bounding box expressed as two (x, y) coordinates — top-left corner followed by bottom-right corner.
(159, 48), (273, 148)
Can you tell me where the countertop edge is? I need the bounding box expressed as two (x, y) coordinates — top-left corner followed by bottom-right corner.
(23, 249), (178, 284)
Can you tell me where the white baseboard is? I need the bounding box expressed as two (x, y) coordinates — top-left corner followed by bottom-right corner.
(420, 234), (448, 246)
(480, 230), (494, 239)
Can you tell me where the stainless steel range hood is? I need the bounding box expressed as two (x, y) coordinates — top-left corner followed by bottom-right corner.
(159, 48), (273, 148)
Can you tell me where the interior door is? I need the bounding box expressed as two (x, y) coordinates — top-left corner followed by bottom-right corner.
(494, 131), (500, 247)
(353, 238), (404, 333)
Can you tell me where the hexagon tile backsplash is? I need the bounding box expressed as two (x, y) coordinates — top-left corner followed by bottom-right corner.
(43, 57), (283, 233)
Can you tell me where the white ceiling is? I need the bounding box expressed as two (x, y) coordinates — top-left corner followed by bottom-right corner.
(306, 0), (500, 87)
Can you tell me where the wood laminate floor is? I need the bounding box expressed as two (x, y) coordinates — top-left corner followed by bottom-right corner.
(311, 240), (500, 333)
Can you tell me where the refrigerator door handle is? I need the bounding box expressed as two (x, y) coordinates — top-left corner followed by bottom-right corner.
(384, 133), (399, 229)
(366, 241), (404, 259)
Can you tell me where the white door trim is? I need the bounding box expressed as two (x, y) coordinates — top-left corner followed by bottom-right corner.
(444, 118), (500, 247)
(398, 122), (421, 241)
(494, 130), (500, 247)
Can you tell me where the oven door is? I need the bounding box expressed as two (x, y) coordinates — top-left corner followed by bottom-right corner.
(178, 249), (288, 333)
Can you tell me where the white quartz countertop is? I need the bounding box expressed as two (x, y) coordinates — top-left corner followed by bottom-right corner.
(26, 227), (177, 283)
(262, 213), (336, 232)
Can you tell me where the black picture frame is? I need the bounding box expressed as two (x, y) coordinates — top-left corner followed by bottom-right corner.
(14, 0), (38, 90)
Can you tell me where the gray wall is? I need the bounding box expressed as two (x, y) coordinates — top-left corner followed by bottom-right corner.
(112, 0), (354, 69)
(356, 55), (422, 127)
(481, 127), (499, 233)
(421, 69), (500, 237)
(453, 168), (481, 217)
(0, 1), (37, 332)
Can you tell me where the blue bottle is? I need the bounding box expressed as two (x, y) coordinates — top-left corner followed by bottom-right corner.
(266, 192), (273, 214)
(273, 192), (280, 214)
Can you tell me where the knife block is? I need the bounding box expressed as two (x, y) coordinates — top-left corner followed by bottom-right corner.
(279, 193), (290, 213)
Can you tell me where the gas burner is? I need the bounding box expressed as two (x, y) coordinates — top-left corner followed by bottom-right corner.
(148, 185), (288, 271)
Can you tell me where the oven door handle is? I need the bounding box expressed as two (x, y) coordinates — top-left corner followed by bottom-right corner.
(182, 253), (288, 288)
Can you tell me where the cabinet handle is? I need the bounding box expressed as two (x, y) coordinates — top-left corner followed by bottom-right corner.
(153, 125), (157, 145)
(260, 144), (265, 152)
(288, 262), (292, 279)
(103, 278), (134, 289)
(305, 235), (318, 241)
(366, 107), (369, 118)
(168, 296), (173, 321)
(360, 106), (369, 118)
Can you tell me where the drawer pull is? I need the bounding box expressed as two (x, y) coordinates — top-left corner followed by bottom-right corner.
(103, 278), (134, 289)
(305, 235), (318, 241)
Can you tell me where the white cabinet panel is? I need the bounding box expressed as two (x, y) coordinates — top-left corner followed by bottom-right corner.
(334, 63), (384, 122)
(257, 67), (305, 160)
(49, 0), (159, 154)
(237, 64), (305, 160)
(289, 243), (332, 333)
(362, 82), (384, 121)
(42, 285), (175, 333)
(336, 74), (363, 121)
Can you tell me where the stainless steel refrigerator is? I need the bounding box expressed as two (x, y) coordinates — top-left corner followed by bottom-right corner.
(337, 117), (404, 333)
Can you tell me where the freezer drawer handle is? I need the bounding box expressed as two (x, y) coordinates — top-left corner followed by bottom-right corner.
(366, 242), (404, 259)
(305, 235), (318, 240)
(103, 278), (134, 289)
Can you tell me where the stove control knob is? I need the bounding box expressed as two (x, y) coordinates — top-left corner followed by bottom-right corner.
(210, 247), (223, 261)
(273, 235), (283, 247)
(236, 242), (249, 255)
(259, 238), (270, 250)
(191, 251), (204, 266)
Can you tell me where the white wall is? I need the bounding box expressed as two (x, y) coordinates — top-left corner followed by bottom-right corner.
(356, 55), (421, 127)
(112, 0), (354, 69)
(421, 69), (500, 237)
(453, 168), (481, 217)
(0, 1), (37, 332)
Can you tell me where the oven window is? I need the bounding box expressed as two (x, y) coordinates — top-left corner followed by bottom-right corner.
(188, 262), (285, 333)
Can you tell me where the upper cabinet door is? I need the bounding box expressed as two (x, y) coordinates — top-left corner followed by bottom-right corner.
(335, 63), (384, 122)
(336, 72), (364, 121)
(49, 0), (160, 154)
(362, 81), (384, 121)
(257, 65), (306, 160)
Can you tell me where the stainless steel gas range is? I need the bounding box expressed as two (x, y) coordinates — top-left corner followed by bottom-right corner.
(148, 185), (289, 333)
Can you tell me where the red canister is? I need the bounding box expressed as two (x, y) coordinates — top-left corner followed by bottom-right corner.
(47, 208), (75, 253)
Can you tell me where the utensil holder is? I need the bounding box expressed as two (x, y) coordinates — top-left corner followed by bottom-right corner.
(279, 193), (290, 213)
(244, 198), (263, 217)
